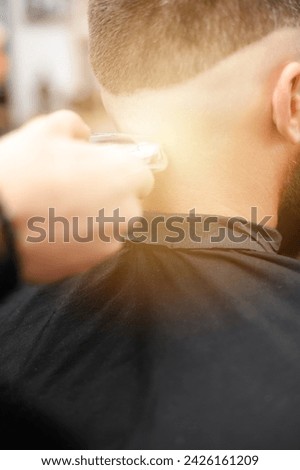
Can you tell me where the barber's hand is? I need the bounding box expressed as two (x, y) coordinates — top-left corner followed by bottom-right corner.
(0, 111), (154, 283)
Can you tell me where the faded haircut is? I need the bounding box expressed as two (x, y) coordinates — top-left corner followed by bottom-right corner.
(88, 0), (300, 94)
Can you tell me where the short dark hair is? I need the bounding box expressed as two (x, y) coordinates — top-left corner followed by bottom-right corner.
(88, 0), (300, 94)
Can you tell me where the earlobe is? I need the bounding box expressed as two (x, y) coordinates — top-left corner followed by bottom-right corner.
(272, 62), (300, 145)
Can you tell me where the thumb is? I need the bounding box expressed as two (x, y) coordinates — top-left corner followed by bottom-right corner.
(40, 110), (91, 140)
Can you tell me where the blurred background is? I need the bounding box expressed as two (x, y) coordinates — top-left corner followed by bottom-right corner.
(0, 0), (114, 135)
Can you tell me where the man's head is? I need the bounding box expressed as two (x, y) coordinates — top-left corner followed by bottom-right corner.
(89, 0), (300, 94)
(88, 1), (300, 249)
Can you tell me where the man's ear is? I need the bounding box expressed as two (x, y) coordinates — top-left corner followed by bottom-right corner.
(272, 62), (300, 144)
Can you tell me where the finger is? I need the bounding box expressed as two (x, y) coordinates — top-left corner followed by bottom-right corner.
(41, 110), (91, 140)
(66, 140), (156, 198)
(113, 151), (155, 198)
(130, 162), (155, 199)
(73, 140), (155, 195)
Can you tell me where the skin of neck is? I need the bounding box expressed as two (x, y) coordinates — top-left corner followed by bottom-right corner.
(99, 29), (300, 228)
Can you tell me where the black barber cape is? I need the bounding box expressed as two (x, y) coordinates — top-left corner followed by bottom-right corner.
(0, 214), (300, 450)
